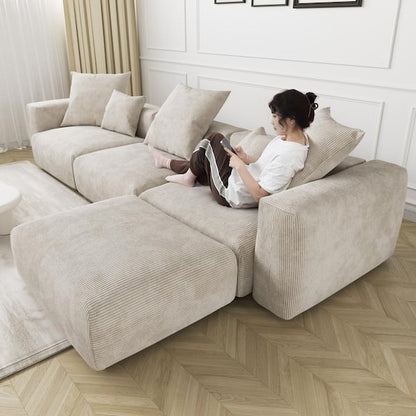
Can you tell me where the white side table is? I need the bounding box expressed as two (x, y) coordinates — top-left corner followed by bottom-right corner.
(0, 181), (22, 235)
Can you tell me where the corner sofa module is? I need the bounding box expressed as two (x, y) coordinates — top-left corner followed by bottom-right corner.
(11, 196), (237, 370)
(31, 126), (141, 189)
(253, 160), (408, 320)
(27, 100), (159, 190)
(73, 142), (181, 202)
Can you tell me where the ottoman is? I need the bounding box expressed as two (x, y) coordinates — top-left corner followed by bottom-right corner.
(0, 181), (22, 235)
(11, 196), (237, 370)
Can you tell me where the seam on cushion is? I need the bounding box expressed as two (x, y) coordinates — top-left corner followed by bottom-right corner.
(260, 196), (298, 217)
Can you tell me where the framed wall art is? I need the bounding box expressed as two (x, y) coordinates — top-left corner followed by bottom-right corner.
(215, 0), (246, 4)
(293, 0), (362, 8)
(252, 0), (289, 6)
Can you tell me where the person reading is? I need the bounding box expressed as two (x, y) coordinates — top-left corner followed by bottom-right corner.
(149, 88), (318, 208)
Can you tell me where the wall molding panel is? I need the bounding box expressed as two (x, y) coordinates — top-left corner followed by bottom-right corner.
(196, 0), (401, 69)
(137, 0), (416, 211)
(140, 57), (416, 93)
(316, 93), (384, 160)
(147, 68), (187, 106)
(196, 75), (384, 160)
(403, 107), (416, 191)
(140, 0), (187, 53)
(403, 107), (416, 167)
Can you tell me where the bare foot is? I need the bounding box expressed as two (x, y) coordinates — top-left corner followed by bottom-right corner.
(148, 145), (170, 169)
(166, 170), (196, 187)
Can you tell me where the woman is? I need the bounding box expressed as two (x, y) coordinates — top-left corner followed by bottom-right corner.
(149, 88), (318, 208)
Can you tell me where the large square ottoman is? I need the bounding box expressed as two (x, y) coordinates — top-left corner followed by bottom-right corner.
(11, 196), (237, 370)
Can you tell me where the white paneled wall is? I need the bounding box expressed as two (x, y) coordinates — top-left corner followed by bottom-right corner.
(136, 0), (416, 217)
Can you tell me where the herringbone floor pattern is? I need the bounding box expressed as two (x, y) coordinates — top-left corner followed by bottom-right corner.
(1, 149), (415, 415)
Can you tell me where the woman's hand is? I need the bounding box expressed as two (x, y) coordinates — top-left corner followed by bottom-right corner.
(224, 148), (270, 203)
(234, 145), (248, 164)
(224, 148), (246, 170)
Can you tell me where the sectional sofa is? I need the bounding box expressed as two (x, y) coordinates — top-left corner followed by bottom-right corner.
(11, 79), (407, 371)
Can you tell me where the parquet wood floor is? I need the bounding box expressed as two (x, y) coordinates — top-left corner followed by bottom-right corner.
(0, 148), (35, 165)
(1, 149), (415, 415)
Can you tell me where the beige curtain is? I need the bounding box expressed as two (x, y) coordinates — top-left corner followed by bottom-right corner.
(63, 0), (141, 95)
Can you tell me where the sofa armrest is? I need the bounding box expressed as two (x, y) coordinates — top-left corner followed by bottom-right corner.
(26, 98), (69, 137)
(253, 160), (407, 320)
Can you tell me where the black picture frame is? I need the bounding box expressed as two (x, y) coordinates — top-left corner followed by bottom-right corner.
(252, 0), (289, 6)
(293, 0), (362, 8)
(215, 0), (246, 4)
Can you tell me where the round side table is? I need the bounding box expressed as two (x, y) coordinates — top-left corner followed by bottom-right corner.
(0, 181), (22, 235)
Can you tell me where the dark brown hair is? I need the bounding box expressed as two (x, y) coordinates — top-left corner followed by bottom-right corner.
(268, 89), (318, 129)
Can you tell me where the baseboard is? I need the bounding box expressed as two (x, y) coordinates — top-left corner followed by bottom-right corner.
(404, 203), (416, 222)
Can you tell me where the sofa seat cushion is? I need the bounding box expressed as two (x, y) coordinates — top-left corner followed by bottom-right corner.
(325, 155), (365, 176)
(73, 143), (178, 202)
(31, 126), (141, 188)
(11, 196), (237, 370)
(140, 183), (258, 297)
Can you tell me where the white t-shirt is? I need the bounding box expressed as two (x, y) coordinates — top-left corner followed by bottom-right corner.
(224, 135), (309, 208)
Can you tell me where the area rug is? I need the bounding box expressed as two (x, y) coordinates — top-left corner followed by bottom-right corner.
(0, 161), (89, 380)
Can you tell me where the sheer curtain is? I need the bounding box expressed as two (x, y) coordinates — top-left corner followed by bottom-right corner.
(0, 0), (69, 152)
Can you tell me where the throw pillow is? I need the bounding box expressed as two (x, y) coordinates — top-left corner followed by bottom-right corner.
(289, 107), (364, 188)
(61, 72), (131, 127)
(101, 90), (145, 137)
(238, 127), (274, 160)
(144, 83), (230, 159)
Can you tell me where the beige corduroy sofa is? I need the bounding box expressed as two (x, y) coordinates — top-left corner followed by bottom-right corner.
(11, 93), (407, 371)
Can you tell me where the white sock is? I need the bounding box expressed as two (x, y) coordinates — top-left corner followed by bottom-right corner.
(165, 169), (196, 187)
(149, 145), (171, 169)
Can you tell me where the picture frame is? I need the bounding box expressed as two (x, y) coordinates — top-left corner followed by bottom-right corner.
(252, 0), (289, 6)
(293, 0), (362, 8)
(214, 0), (246, 4)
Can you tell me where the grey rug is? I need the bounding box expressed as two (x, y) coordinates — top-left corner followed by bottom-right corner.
(0, 161), (88, 380)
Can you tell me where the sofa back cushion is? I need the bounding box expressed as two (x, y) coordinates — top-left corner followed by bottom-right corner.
(237, 127), (275, 160)
(205, 120), (246, 140)
(289, 107), (364, 188)
(61, 72), (131, 127)
(144, 84), (230, 159)
(136, 103), (159, 138)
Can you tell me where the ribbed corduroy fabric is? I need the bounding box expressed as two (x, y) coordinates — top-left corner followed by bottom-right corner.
(140, 183), (258, 297)
(11, 197), (237, 370)
(31, 126), (141, 188)
(27, 100), (159, 188)
(144, 84), (230, 159)
(289, 107), (364, 188)
(73, 143), (181, 202)
(253, 160), (407, 320)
